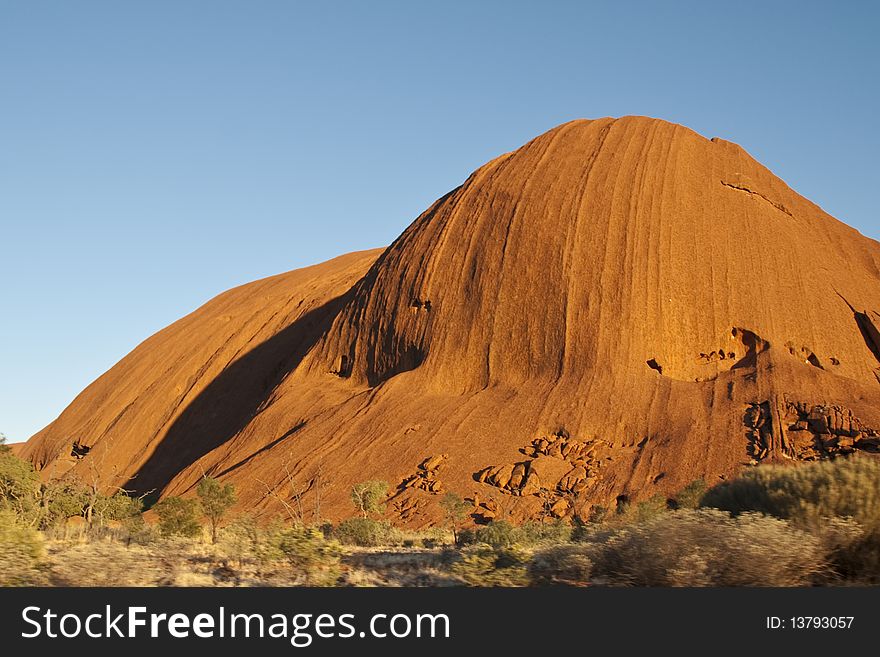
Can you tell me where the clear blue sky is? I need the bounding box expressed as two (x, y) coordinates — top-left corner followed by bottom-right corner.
(1, 1), (878, 442)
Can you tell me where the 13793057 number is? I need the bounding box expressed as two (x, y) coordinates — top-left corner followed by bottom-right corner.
(790, 617), (854, 629)
(766, 616), (855, 629)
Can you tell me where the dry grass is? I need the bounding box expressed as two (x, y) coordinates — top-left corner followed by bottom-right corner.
(39, 533), (458, 587)
(702, 456), (880, 530)
(579, 509), (826, 586)
(9, 457), (880, 587)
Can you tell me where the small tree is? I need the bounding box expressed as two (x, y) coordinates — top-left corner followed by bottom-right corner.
(41, 481), (88, 528)
(350, 480), (389, 518)
(95, 492), (143, 526)
(154, 496), (202, 538)
(0, 446), (40, 522)
(440, 492), (470, 544)
(197, 477), (237, 544)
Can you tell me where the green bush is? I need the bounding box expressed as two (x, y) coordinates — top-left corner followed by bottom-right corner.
(450, 546), (530, 586)
(350, 480), (389, 518)
(333, 517), (391, 546)
(154, 497), (202, 538)
(702, 457), (880, 530)
(671, 479), (707, 509)
(96, 493), (143, 524)
(220, 516), (293, 564)
(278, 527), (342, 585)
(528, 545), (593, 585)
(42, 483), (88, 527)
(518, 519), (573, 545)
(0, 509), (45, 585)
(475, 520), (520, 548)
(585, 509), (825, 586)
(0, 449), (39, 520)
(455, 527), (477, 547)
(197, 477), (236, 544)
(440, 492), (471, 544)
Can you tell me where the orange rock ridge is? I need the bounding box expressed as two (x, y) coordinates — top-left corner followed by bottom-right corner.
(20, 116), (880, 525)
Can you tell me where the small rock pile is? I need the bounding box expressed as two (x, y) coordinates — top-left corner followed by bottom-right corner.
(467, 495), (499, 522)
(475, 460), (541, 496)
(783, 401), (880, 460)
(400, 454), (448, 494)
(474, 432), (606, 505)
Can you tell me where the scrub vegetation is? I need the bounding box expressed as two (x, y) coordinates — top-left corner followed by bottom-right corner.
(1, 435), (878, 587)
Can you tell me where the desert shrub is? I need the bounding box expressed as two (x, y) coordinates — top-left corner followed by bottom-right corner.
(96, 493), (143, 524)
(235, 518), (291, 564)
(154, 497), (202, 538)
(0, 449), (39, 520)
(333, 517), (391, 546)
(197, 477), (236, 543)
(40, 482), (88, 528)
(278, 527), (342, 585)
(633, 493), (669, 522)
(475, 520), (520, 548)
(377, 524), (447, 548)
(0, 508), (45, 585)
(219, 513), (262, 563)
(671, 479), (707, 509)
(440, 492), (471, 544)
(830, 527), (880, 584)
(518, 519), (573, 545)
(701, 458), (880, 530)
(350, 480), (389, 518)
(450, 546), (530, 586)
(528, 545), (593, 585)
(419, 526), (449, 548)
(800, 516), (880, 585)
(586, 509), (825, 586)
(37, 483), (141, 530)
(455, 527), (477, 547)
(120, 513), (155, 546)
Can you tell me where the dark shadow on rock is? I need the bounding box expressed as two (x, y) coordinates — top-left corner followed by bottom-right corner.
(126, 291), (355, 500)
(729, 327), (767, 371)
(208, 420), (308, 481)
(853, 310), (880, 365)
(834, 292), (880, 367)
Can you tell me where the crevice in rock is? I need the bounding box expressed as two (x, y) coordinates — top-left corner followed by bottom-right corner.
(835, 291), (880, 368)
(721, 180), (793, 217)
(646, 358), (663, 374)
(70, 441), (91, 460)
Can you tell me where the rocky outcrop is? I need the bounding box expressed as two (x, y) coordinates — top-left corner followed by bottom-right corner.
(780, 401), (880, 460)
(745, 402), (774, 462)
(473, 432), (610, 519)
(399, 454), (448, 494)
(17, 116), (880, 523)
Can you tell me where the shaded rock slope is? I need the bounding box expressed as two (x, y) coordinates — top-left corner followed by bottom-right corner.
(21, 116), (880, 524)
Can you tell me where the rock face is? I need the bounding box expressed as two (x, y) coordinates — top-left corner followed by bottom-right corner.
(19, 116), (880, 524)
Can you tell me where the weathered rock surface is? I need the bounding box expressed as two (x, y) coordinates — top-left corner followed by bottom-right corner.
(19, 116), (880, 524)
